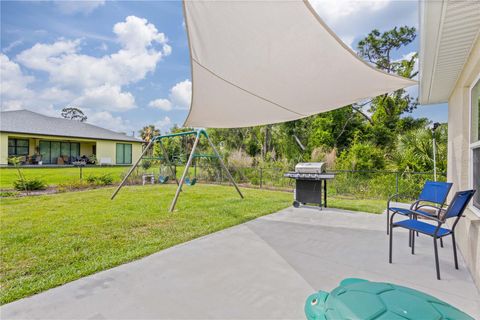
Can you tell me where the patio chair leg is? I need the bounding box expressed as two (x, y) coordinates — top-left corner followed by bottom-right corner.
(408, 214), (416, 247)
(389, 225), (393, 263)
(452, 233), (459, 270)
(386, 209), (389, 235)
(411, 230), (415, 255)
(440, 237), (444, 248)
(415, 215), (419, 237)
(433, 237), (441, 280)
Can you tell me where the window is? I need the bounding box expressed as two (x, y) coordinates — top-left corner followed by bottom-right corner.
(39, 141), (80, 164)
(471, 77), (480, 212)
(8, 138), (29, 156)
(116, 143), (132, 164)
(474, 148), (480, 210)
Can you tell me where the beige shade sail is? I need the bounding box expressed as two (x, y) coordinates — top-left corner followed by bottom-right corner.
(183, 0), (416, 128)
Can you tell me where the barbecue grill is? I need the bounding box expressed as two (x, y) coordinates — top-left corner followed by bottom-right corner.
(284, 162), (334, 208)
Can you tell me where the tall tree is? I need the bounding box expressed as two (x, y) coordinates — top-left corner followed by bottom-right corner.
(61, 107), (87, 122)
(354, 27), (418, 128)
(352, 26), (419, 149)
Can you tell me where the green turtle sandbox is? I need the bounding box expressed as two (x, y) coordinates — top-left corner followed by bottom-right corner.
(305, 278), (473, 320)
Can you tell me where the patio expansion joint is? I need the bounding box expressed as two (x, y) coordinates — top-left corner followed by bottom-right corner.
(243, 223), (317, 280)
(243, 222), (316, 292)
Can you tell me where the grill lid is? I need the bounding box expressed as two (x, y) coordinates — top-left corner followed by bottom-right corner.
(295, 162), (326, 174)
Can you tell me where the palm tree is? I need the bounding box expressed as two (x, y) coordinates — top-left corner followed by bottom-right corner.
(139, 125), (160, 143)
(394, 124), (447, 173)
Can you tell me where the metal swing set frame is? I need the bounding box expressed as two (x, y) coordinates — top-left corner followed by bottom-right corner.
(111, 129), (244, 212)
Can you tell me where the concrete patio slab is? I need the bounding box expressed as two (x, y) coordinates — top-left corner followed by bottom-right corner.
(2, 207), (479, 319)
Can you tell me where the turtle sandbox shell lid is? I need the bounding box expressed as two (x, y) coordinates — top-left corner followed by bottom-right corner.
(305, 278), (473, 320)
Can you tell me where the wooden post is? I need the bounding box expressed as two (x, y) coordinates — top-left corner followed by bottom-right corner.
(206, 135), (244, 199)
(111, 139), (155, 200)
(169, 133), (201, 212)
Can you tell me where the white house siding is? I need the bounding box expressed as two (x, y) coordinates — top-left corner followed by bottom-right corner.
(447, 36), (480, 287)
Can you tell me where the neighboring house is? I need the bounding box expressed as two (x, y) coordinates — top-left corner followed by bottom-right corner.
(0, 110), (143, 166)
(420, 1), (480, 286)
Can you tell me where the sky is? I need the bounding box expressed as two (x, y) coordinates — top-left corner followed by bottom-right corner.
(0, 0), (448, 136)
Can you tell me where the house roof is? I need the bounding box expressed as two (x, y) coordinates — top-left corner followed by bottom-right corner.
(419, 0), (480, 105)
(0, 110), (143, 143)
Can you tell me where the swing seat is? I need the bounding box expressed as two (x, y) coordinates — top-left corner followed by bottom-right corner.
(185, 177), (197, 186)
(158, 175), (169, 184)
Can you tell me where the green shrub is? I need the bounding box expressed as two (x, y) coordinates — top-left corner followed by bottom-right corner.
(13, 178), (47, 191)
(337, 142), (385, 171)
(85, 174), (113, 186)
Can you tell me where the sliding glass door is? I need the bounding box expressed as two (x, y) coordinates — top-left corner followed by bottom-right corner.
(51, 141), (61, 164)
(39, 141), (51, 164)
(39, 141), (80, 164)
(116, 143), (132, 164)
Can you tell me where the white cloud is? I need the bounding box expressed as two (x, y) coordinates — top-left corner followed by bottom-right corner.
(74, 84), (136, 111)
(16, 18), (170, 89)
(309, 0), (389, 22)
(148, 98), (172, 111)
(170, 79), (192, 110)
(3, 39), (23, 53)
(36, 105), (59, 117)
(113, 16), (166, 51)
(154, 116), (172, 133)
(307, 0), (417, 53)
(0, 53), (34, 101)
(1, 100), (25, 111)
(54, 0), (105, 15)
(163, 44), (172, 56)
(149, 79), (192, 112)
(9, 15), (171, 115)
(38, 87), (76, 103)
(87, 111), (132, 132)
(0, 55), (65, 115)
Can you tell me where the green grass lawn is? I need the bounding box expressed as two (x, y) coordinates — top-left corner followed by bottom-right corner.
(328, 196), (386, 214)
(0, 184), (292, 304)
(0, 182), (386, 305)
(0, 166), (130, 189)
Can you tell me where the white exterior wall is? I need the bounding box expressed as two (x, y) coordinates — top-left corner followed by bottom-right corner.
(447, 37), (480, 287)
(0, 132), (142, 166)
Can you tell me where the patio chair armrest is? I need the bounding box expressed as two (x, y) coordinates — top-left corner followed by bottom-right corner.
(415, 204), (446, 215)
(410, 210), (443, 223)
(387, 194), (416, 209)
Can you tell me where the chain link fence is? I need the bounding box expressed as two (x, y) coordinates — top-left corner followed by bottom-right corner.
(179, 164), (446, 201)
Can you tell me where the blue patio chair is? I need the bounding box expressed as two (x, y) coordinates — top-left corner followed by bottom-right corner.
(389, 189), (476, 280)
(386, 180), (453, 235)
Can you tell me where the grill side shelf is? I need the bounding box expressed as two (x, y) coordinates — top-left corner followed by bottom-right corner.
(284, 172), (335, 180)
